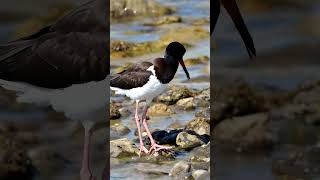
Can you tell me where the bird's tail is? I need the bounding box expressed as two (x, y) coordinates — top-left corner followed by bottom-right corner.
(0, 79), (51, 106)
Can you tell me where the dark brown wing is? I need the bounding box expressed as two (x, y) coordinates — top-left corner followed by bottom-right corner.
(0, 32), (108, 88)
(221, 0), (256, 58)
(110, 62), (153, 90)
(0, 0), (108, 89)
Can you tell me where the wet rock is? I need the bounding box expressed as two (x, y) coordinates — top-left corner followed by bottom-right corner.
(272, 145), (320, 178)
(185, 117), (210, 135)
(110, 138), (138, 157)
(143, 16), (182, 26)
(28, 146), (70, 177)
(0, 137), (34, 180)
(118, 107), (131, 118)
(157, 86), (194, 105)
(110, 102), (121, 119)
(110, 0), (174, 21)
(269, 105), (319, 145)
(111, 26), (208, 59)
(147, 103), (175, 116)
(192, 169), (210, 180)
(110, 123), (130, 136)
(294, 85), (320, 105)
(110, 41), (133, 52)
(145, 150), (175, 162)
(195, 88), (210, 107)
(191, 18), (210, 26)
(184, 56), (209, 66)
(214, 113), (272, 149)
(176, 131), (205, 149)
(195, 108), (210, 119)
(169, 160), (191, 178)
(212, 80), (269, 126)
(176, 97), (196, 110)
(191, 143), (210, 162)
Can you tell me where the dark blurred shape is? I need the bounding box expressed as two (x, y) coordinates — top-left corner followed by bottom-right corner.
(0, 0), (108, 89)
(211, 0), (256, 58)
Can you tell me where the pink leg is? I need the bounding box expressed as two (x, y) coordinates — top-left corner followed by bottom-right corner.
(135, 101), (149, 156)
(80, 123), (96, 180)
(141, 105), (172, 153)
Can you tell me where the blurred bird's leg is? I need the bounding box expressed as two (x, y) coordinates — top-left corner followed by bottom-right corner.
(80, 120), (96, 180)
(141, 100), (172, 153)
(135, 100), (149, 156)
(211, 0), (221, 35)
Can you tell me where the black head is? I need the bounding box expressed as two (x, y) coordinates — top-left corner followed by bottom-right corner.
(165, 42), (190, 80)
(165, 41), (186, 59)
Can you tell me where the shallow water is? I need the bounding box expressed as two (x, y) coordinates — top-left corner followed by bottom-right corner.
(110, 0), (210, 179)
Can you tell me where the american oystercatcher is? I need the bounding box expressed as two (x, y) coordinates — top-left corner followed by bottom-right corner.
(111, 42), (190, 155)
(211, 0), (256, 58)
(0, 0), (107, 180)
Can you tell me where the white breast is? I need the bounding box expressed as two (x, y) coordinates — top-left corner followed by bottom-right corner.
(0, 76), (109, 120)
(111, 65), (167, 101)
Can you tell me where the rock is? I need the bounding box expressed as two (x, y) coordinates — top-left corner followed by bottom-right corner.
(110, 123), (130, 136)
(176, 131), (205, 149)
(110, 102), (121, 119)
(147, 103), (175, 116)
(192, 169), (210, 180)
(110, 41), (133, 52)
(214, 113), (272, 149)
(212, 80), (268, 126)
(195, 88), (210, 107)
(0, 137), (34, 180)
(111, 26), (208, 59)
(110, 0), (174, 20)
(269, 105), (319, 145)
(144, 150), (175, 162)
(176, 97), (196, 110)
(169, 160), (191, 177)
(185, 117), (210, 135)
(118, 107), (130, 118)
(272, 145), (320, 178)
(195, 108), (210, 119)
(184, 56), (209, 66)
(110, 138), (138, 158)
(191, 18), (210, 26)
(28, 146), (70, 177)
(143, 16), (182, 26)
(157, 86), (194, 105)
(191, 143), (210, 162)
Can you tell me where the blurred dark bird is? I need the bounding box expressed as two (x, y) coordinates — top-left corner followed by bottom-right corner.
(0, 0), (108, 180)
(211, 0), (256, 58)
(111, 42), (190, 155)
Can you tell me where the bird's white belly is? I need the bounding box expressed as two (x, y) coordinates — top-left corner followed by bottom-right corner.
(112, 75), (167, 101)
(0, 76), (109, 120)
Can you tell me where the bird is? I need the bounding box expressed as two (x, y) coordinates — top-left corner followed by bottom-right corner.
(211, 0), (256, 58)
(110, 41), (190, 155)
(0, 0), (108, 180)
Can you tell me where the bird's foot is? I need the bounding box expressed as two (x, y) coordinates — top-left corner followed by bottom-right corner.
(80, 169), (96, 180)
(138, 144), (149, 157)
(149, 143), (173, 154)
